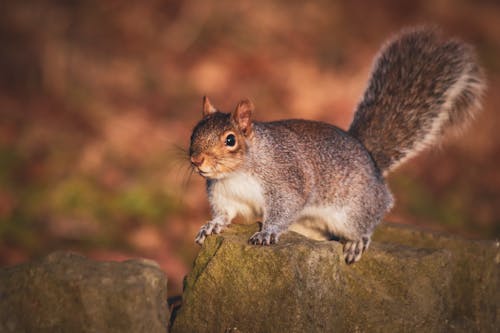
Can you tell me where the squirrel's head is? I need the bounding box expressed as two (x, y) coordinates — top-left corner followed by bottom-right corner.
(189, 96), (254, 179)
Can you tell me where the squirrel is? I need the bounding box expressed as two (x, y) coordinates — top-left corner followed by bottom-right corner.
(188, 27), (485, 264)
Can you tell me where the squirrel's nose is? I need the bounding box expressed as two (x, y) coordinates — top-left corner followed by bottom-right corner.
(190, 154), (205, 167)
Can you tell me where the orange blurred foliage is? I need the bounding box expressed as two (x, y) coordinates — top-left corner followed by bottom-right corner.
(0, 0), (499, 296)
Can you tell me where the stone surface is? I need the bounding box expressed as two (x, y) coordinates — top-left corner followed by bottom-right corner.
(172, 223), (499, 333)
(0, 252), (169, 333)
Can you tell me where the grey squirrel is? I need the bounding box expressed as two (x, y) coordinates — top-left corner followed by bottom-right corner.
(188, 27), (485, 264)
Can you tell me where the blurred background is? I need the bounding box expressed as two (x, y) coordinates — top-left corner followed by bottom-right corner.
(1, 0), (499, 296)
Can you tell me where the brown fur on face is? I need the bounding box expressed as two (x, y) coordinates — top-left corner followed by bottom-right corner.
(190, 98), (254, 179)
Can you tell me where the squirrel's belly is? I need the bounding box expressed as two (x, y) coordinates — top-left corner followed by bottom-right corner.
(210, 172), (264, 222)
(290, 206), (355, 240)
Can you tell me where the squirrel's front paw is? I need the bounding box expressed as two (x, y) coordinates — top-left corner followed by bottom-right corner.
(343, 236), (371, 265)
(195, 221), (225, 245)
(248, 231), (280, 246)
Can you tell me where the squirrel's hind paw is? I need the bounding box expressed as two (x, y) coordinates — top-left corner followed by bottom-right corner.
(343, 237), (371, 265)
(248, 231), (280, 246)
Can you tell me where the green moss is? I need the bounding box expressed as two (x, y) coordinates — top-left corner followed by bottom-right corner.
(173, 223), (499, 333)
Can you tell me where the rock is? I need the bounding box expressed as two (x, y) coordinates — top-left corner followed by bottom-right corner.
(0, 252), (169, 333)
(172, 223), (499, 333)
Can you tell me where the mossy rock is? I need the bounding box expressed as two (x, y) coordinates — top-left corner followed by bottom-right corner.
(0, 252), (169, 333)
(172, 223), (499, 332)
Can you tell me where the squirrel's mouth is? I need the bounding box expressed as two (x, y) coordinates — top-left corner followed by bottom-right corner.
(191, 157), (234, 180)
(193, 167), (214, 179)
(195, 168), (227, 180)
(198, 170), (210, 178)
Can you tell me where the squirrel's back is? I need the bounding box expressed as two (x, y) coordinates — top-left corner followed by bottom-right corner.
(349, 27), (485, 174)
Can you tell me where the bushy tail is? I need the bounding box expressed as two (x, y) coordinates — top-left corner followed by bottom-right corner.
(348, 27), (485, 175)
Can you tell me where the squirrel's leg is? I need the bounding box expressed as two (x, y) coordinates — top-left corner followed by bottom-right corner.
(195, 179), (236, 245)
(334, 204), (382, 264)
(248, 200), (299, 246)
(195, 214), (230, 245)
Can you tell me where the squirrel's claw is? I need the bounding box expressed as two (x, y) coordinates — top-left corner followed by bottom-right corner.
(195, 221), (225, 245)
(343, 236), (370, 265)
(248, 231), (279, 246)
(194, 229), (208, 245)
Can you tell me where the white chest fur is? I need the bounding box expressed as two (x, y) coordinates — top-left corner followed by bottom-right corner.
(209, 172), (265, 222)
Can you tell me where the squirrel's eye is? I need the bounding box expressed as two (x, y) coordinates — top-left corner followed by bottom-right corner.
(225, 134), (236, 147)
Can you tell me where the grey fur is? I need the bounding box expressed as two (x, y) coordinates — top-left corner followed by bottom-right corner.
(349, 27), (485, 173)
(189, 28), (484, 264)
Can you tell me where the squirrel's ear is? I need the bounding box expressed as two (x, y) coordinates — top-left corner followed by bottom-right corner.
(232, 99), (254, 135)
(202, 96), (217, 118)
